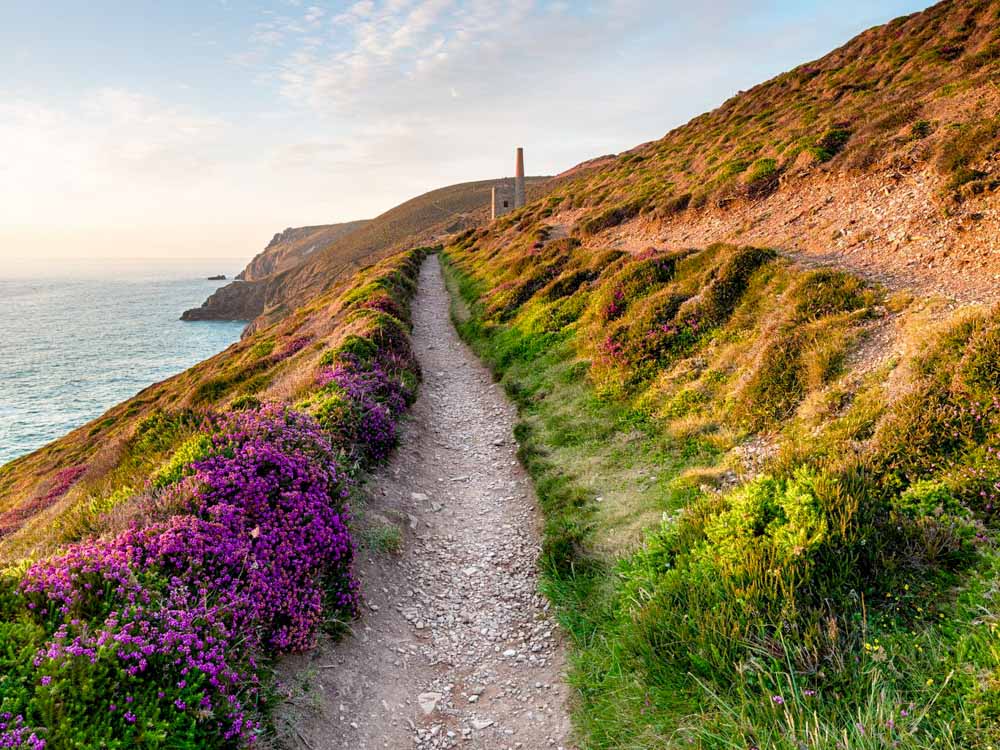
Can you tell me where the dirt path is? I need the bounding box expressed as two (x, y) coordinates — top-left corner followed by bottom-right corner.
(274, 255), (573, 750)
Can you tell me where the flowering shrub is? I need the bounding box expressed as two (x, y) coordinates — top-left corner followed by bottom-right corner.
(0, 715), (44, 750)
(271, 335), (313, 363)
(445, 216), (1000, 748)
(0, 466), (87, 540)
(312, 355), (409, 464)
(0, 247), (427, 747)
(15, 406), (357, 745)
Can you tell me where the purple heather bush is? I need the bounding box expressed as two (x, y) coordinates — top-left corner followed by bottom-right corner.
(0, 247), (428, 748)
(313, 358), (400, 464)
(271, 335), (313, 363)
(18, 406), (358, 744)
(0, 716), (44, 750)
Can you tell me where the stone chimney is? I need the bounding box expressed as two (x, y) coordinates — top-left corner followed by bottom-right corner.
(514, 147), (526, 209)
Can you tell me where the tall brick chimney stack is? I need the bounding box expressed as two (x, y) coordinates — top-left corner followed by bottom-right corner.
(514, 147), (526, 209)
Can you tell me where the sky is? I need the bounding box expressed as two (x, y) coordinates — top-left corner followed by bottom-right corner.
(0, 0), (931, 270)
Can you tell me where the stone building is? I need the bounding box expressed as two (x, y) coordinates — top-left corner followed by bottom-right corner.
(491, 147), (526, 220)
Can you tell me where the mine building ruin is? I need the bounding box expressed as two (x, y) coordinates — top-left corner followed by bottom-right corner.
(491, 147), (526, 220)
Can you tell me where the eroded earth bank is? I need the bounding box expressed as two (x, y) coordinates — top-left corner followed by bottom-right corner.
(274, 255), (573, 750)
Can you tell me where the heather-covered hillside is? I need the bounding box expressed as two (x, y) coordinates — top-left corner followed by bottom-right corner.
(0, 246), (430, 746)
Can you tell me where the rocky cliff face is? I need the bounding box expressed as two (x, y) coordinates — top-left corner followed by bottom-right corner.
(237, 222), (370, 282)
(182, 177), (552, 331)
(180, 277), (267, 321)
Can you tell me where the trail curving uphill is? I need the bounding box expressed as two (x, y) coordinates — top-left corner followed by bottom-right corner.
(274, 255), (573, 750)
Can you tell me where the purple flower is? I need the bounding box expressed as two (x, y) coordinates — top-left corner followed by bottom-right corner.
(7, 251), (425, 748)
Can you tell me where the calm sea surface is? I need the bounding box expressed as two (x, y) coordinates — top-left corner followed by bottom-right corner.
(0, 260), (247, 466)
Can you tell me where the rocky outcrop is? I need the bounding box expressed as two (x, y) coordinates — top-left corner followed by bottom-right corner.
(181, 222), (366, 323)
(180, 279), (267, 321)
(238, 222), (370, 282)
(182, 177), (553, 331)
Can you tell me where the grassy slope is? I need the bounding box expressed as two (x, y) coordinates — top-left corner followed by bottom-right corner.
(443, 230), (1000, 747)
(551, 0), (999, 228)
(437, 4), (1000, 745)
(246, 177), (552, 332)
(0, 248), (423, 564)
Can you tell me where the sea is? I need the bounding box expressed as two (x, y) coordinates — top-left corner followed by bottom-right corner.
(0, 259), (247, 466)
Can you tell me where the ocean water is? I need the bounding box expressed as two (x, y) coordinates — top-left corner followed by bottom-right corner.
(0, 260), (247, 466)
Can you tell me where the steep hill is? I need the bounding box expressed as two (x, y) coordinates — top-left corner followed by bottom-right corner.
(182, 177), (550, 328)
(537, 0), (999, 301)
(237, 221), (371, 282)
(438, 1), (1000, 747)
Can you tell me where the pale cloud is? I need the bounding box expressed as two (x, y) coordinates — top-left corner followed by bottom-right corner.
(0, 0), (927, 267)
(304, 5), (325, 24)
(0, 89), (226, 227)
(256, 0), (728, 142)
(240, 0), (696, 183)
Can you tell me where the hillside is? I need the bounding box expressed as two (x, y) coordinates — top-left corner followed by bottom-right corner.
(1, 0), (999, 747)
(0, 245), (431, 746)
(437, 1), (1000, 747)
(538, 0), (999, 301)
(237, 221), (371, 282)
(182, 177), (550, 328)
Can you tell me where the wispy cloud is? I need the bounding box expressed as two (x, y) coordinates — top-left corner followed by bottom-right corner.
(0, 0), (930, 263)
(270, 0), (632, 116)
(236, 0), (700, 181)
(0, 89), (226, 225)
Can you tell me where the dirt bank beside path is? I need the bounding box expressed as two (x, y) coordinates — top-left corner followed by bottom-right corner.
(273, 254), (574, 750)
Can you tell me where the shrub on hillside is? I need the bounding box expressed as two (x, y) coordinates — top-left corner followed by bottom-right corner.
(937, 116), (1000, 192)
(809, 127), (852, 162)
(744, 157), (780, 198)
(0, 247), (427, 748)
(577, 198), (647, 236)
(654, 192), (692, 218)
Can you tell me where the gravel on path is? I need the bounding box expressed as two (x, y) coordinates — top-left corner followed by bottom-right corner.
(273, 254), (574, 750)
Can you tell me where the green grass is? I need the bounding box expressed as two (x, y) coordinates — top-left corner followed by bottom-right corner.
(441, 234), (1000, 749)
(360, 522), (403, 555)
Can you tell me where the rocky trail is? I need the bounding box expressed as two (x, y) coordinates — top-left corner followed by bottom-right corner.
(273, 255), (573, 750)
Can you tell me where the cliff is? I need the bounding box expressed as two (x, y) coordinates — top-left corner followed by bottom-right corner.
(179, 277), (266, 321)
(182, 177), (551, 329)
(237, 221), (370, 282)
